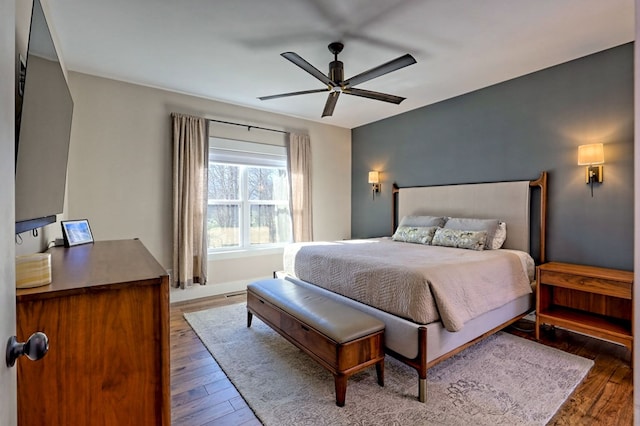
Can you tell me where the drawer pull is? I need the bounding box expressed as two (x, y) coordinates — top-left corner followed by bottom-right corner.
(301, 325), (310, 332)
(259, 299), (265, 304)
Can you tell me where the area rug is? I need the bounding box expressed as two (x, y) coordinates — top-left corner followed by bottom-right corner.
(184, 303), (593, 426)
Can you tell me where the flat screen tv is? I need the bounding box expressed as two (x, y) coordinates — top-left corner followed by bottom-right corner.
(15, 0), (74, 234)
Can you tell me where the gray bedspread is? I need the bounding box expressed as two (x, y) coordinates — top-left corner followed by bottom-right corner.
(283, 239), (532, 332)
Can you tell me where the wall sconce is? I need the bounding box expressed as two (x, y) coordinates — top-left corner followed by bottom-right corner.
(368, 171), (381, 200)
(577, 143), (604, 197)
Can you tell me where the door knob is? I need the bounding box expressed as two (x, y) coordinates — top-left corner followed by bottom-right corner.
(6, 332), (49, 367)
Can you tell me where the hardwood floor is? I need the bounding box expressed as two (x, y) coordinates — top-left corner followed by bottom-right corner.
(509, 320), (633, 425)
(171, 294), (261, 426)
(170, 294), (633, 425)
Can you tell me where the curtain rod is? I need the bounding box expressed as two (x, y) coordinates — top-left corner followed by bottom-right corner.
(207, 118), (289, 135)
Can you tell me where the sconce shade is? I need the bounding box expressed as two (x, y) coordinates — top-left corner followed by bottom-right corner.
(577, 143), (605, 165)
(368, 171), (380, 184)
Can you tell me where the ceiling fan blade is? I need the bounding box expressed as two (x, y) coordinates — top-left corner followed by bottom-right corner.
(346, 33), (419, 54)
(344, 88), (405, 104)
(322, 91), (340, 117)
(344, 54), (416, 88)
(305, 0), (419, 52)
(258, 88), (328, 101)
(281, 52), (338, 88)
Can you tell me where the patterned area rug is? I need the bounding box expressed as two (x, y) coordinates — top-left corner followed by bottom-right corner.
(184, 303), (593, 426)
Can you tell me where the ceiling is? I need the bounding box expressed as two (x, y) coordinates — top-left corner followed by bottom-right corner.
(45, 0), (634, 129)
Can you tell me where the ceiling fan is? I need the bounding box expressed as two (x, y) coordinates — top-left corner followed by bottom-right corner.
(259, 42), (417, 117)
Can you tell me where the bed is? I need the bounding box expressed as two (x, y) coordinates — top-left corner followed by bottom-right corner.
(280, 172), (548, 402)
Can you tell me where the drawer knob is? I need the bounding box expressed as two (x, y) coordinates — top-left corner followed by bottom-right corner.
(5, 332), (49, 367)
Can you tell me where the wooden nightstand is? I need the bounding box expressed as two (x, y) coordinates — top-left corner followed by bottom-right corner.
(536, 262), (633, 350)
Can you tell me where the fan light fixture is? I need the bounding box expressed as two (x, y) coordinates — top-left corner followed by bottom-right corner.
(259, 42), (416, 117)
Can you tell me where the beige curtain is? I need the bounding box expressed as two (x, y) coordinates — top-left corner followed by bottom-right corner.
(287, 133), (313, 242)
(171, 113), (208, 288)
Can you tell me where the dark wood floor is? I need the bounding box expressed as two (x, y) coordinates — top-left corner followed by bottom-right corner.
(170, 293), (633, 425)
(170, 293), (261, 426)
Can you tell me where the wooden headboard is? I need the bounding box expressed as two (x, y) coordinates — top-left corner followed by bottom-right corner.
(392, 172), (547, 262)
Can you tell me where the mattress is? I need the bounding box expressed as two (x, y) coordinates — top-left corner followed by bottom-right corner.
(283, 238), (533, 332)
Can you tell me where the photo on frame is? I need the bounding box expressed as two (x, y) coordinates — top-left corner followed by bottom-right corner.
(61, 219), (94, 247)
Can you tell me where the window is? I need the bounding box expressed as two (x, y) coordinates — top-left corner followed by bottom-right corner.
(207, 138), (292, 252)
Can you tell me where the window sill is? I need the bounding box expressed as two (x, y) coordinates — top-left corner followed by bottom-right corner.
(208, 246), (284, 261)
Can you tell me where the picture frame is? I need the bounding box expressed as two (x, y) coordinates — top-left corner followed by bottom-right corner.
(60, 219), (94, 247)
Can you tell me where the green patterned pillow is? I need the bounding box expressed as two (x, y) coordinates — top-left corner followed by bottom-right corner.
(432, 228), (487, 251)
(392, 226), (438, 245)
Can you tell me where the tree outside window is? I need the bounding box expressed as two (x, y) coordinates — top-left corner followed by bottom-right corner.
(207, 161), (292, 251)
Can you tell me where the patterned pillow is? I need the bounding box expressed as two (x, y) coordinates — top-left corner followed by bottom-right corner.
(432, 228), (487, 251)
(444, 217), (499, 248)
(392, 226), (438, 245)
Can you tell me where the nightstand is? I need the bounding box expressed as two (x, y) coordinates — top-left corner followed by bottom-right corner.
(536, 262), (633, 350)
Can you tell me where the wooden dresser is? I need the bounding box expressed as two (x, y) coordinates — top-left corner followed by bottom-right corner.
(16, 239), (170, 426)
(536, 261), (633, 351)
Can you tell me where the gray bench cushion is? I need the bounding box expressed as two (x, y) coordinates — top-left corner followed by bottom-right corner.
(248, 278), (385, 343)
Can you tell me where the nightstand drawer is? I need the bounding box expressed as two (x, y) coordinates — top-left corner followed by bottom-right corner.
(539, 270), (632, 299)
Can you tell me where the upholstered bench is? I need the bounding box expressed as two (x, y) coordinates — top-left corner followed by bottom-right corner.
(246, 278), (385, 407)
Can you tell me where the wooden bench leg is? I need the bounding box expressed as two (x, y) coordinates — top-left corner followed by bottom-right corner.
(247, 311), (253, 327)
(376, 359), (384, 386)
(334, 374), (347, 407)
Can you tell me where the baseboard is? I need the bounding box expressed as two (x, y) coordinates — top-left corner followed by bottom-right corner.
(169, 277), (268, 304)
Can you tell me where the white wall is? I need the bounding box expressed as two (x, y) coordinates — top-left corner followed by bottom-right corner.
(66, 72), (351, 297)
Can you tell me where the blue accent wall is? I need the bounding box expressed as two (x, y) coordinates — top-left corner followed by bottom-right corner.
(352, 43), (633, 270)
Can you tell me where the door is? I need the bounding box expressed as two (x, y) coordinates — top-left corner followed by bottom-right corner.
(1, 0), (17, 424)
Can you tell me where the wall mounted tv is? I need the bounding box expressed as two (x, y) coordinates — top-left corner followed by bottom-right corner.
(15, 0), (74, 234)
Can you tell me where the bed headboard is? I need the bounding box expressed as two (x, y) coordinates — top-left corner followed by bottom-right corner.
(392, 172), (547, 262)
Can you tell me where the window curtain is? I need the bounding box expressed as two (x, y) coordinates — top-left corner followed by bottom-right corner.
(286, 133), (313, 242)
(171, 113), (208, 289)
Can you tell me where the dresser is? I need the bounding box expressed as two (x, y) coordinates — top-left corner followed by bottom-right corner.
(16, 239), (170, 426)
(536, 262), (633, 350)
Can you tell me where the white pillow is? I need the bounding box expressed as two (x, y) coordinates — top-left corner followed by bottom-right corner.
(490, 221), (507, 250)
